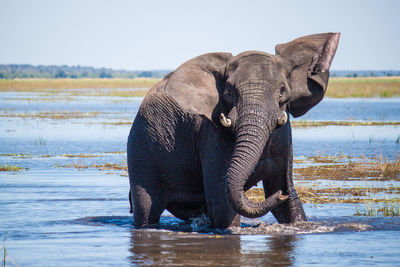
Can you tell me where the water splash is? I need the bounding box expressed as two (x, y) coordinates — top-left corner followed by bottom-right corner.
(229, 221), (372, 235)
(75, 215), (374, 235)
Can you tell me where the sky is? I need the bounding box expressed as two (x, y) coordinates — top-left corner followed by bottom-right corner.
(0, 0), (399, 71)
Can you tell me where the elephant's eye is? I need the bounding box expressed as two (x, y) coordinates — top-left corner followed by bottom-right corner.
(279, 86), (289, 104)
(279, 87), (286, 99)
(279, 86), (286, 96)
(223, 85), (235, 105)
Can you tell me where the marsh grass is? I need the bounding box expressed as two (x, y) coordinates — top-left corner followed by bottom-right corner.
(0, 153), (31, 158)
(327, 77), (400, 98)
(0, 78), (160, 91)
(2, 237), (5, 267)
(294, 157), (400, 181)
(355, 202), (400, 216)
(0, 164), (24, 172)
(104, 151), (126, 154)
(0, 111), (100, 120)
(1, 77), (400, 98)
(61, 154), (101, 158)
(247, 155), (400, 206)
(60, 162), (127, 172)
(33, 137), (47, 145)
(1, 236), (18, 267)
(246, 186), (400, 204)
(291, 121), (400, 128)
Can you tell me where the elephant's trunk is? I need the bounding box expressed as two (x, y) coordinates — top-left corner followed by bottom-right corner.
(225, 92), (288, 218)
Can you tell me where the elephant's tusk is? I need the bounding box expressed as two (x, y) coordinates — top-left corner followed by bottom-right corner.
(220, 113), (232, 127)
(277, 111), (288, 126)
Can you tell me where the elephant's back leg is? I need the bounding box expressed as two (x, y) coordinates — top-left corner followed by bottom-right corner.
(127, 117), (166, 227)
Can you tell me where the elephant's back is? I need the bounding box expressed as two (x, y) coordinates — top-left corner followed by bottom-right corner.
(130, 84), (203, 165)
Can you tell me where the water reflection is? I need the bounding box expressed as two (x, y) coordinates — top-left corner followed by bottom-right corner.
(128, 230), (298, 266)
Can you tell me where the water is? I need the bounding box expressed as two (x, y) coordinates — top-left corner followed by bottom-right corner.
(1, 92), (399, 266)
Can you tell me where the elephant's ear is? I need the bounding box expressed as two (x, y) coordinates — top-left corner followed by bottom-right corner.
(164, 52), (233, 120)
(275, 33), (340, 117)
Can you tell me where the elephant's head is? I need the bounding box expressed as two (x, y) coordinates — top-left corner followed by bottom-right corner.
(165, 33), (340, 219)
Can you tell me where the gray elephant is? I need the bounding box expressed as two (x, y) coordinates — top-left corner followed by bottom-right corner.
(127, 33), (340, 228)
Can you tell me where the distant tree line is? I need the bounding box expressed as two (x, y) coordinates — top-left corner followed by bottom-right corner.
(330, 70), (400, 78)
(0, 64), (399, 79)
(0, 64), (171, 79)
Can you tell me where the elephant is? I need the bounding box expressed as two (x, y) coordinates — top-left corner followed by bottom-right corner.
(127, 32), (340, 228)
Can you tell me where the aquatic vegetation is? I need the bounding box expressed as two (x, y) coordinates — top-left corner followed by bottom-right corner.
(101, 121), (131, 126)
(104, 151), (126, 154)
(247, 186), (400, 204)
(2, 237), (5, 267)
(60, 162), (127, 172)
(0, 153), (32, 158)
(61, 154), (101, 158)
(355, 202), (400, 217)
(33, 137), (47, 145)
(0, 164), (25, 172)
(1, 237), (18, 267)
(0, 111), (100, 120)
(294, 157), (400, 181)
(291, 120), (400, 128)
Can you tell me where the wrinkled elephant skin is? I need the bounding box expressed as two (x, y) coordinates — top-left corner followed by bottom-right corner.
(127, 33), (340, 228)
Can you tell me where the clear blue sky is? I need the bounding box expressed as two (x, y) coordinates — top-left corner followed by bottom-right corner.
(1, 0), (399, 70)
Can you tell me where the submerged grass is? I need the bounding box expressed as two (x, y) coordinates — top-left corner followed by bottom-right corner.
(294, 157), (400, 181)
(0, 111), (100, 120)
(2, 237), (6, 267)
(60, 162), (127, 172)
(355, 202), (400, 216)
(246, 186), (400, 205)
(61, 154), (101, 158)
(247, 155), (400, 216)
(291, 120), (400, 128)
(0, 164), (25, 172)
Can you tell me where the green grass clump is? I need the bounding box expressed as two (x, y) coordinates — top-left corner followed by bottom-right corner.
(355, 202), (400, 217)
(0, 164), (24, 172)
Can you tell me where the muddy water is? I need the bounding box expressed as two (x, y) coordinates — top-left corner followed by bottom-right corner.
(1, 92), (400, 266)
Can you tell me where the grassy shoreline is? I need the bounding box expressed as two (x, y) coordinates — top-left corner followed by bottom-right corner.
(0, 78), (160, 91)
(327, 77), (400, 98)
(1, 77), (400, 98)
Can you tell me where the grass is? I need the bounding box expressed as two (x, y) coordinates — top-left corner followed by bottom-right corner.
(0, 111), (100, 120)
(60, 162), (127, 172)
(326, 77), (400, 98)
(61, 154), (101, 158)
(1, 236), (17, 267)
(355, 202), (400, 216)
(1, 77), (400, 98)
(293, 157), (400, 181)
(2, 237), (5, 267)
(291, 120), (400, 128)
(0, 164), (25, 172)
(246, 186), (400, 205)
(245, 155), (400, 216)
(33, 137), (47, 145)
(0, 78), (160, 91)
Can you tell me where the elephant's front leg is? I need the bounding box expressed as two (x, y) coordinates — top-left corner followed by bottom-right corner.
(199, 128), (240, 228)
(263, 121), (306, 223)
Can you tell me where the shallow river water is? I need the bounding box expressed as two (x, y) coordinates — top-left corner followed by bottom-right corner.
(0, 92), (399, 266)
